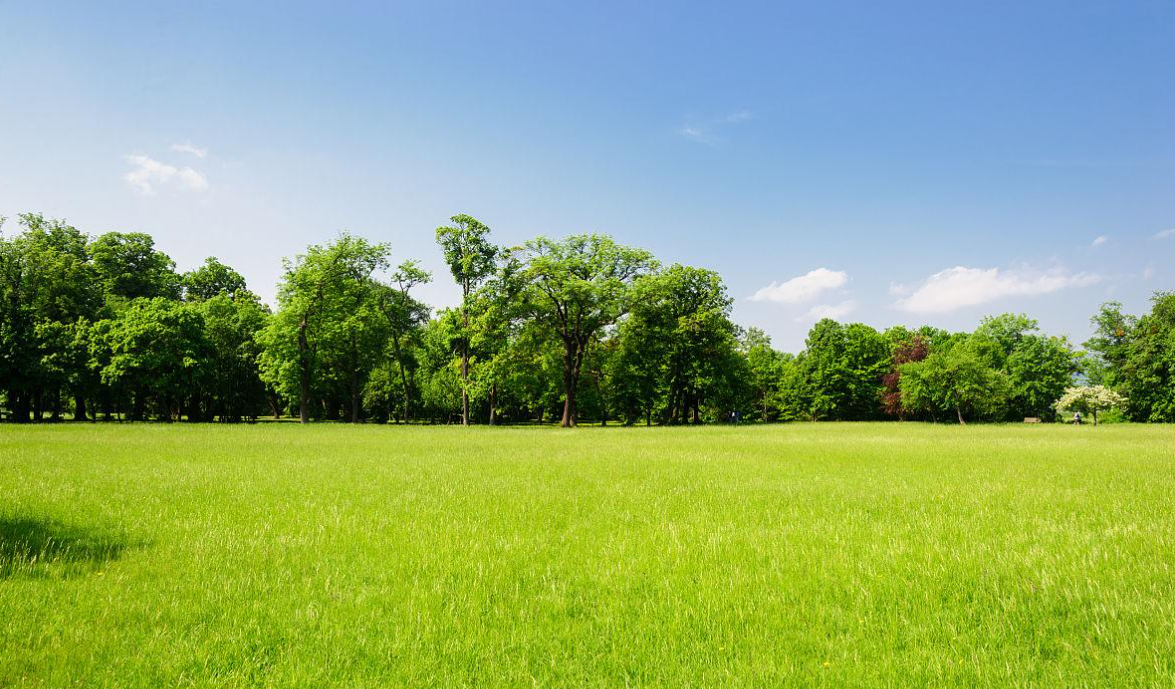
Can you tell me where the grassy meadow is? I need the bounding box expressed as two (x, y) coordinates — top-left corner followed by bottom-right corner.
(2, 423), (1175, 687)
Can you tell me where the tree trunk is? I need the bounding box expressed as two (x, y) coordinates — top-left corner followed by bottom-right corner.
(460, 343), (470, 426)
(390, 333), (411, 423)
(350, 365), (360, 424)
(956, 406), (965, 425)
(461, 288), (470, 426)
(75, 394), (88, 422)
(488, 383), (496, 425)
(49, 387), (62, 422)
(11, 392), (30, 423)
(298, 317), (310, 424)
(132, 392), (145, 422)
(560, 340), (583, 428)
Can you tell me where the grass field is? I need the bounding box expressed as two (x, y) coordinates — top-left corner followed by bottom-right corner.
(2, 424), (1174, 687)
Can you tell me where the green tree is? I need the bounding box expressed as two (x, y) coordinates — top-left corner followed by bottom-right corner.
(741, 328), (784, 422)
(90, 232), (182, 302)
(92, 298), (211, 421)
(617, 265), (744, 424)
(183, 257), (249, 301)
(435, 214), (498, 425)
(373, 260), (431, 423)
(259, 234), (389, 423)
(1118, 292), (1175, 421)
(1082, 302), (1135, 386)
(973, 314), (1077, 420)
(900, 338), (1011, 424)
(195, 293), (270, 421)
(520, 235), (656, 427)
(798, 320), (888, 420)
(0, 214), (101, 421)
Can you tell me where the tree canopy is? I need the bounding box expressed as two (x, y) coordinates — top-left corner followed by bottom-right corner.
(3, 210), (1171, 426)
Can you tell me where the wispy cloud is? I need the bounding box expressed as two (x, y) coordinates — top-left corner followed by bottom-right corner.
(1091, 235), (1109, 247)
(894, 265), (1099, 314)
(675, 110), (755, 145)
(675, 125), (714, 145)
(123, 154), (208, 195)
(1153, 228), (1175, 240)
(170, 141), (208, 159)
(797, 300), (857, 322)
(751, 268), (848, 304)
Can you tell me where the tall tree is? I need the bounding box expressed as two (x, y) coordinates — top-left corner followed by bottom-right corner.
(375, 260), (431, 422)
(0, 214), (101, 421)
(90, 232), (182, 302)
(900, 338), (1011, 424)
(799, 320), (888, 420)
(881, 328), (929, 420)
(183, 257), (249, 301)
(435, 214), (498, 425)
(91, 298), (211, 421)
(1083, 301), (1136, 387)
(618, 265), (743, 424)
(258, 234), (389, 423)
(520, 234), (655, 427)
(741, 328), (783, 422)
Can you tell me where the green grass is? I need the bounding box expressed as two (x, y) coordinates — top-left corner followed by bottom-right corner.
(2, 424), (1175, 687)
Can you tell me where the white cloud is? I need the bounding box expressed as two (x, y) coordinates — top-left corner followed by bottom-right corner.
(170, 142), (208, 159)
(894, 265), (1099, 314)
(1143, 265), (1155, 280)
(1091, 235), (1109, 247)
(797, 300), (857, 322)
(750, 268), (849, 304)
(1153, 228), (1175, 240)
(676, 110), (754, 144)
(675, 125), (713, 145)
(123, 154), (208, 195)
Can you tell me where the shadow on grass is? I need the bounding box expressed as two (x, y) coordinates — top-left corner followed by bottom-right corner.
(0, 518), (127, 580)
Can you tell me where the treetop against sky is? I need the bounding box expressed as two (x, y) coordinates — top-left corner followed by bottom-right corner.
(0, 0), (1171, 351)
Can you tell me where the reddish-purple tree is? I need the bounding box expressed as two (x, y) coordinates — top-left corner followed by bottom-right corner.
(882, 335), (929, 418)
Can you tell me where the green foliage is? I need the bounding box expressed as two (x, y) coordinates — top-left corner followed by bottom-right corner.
(183, 257), (249, 301)
(1084, 293), (1175, 422)
(520, 234), (656, 426)
(2, 209), (1174, 426)
(90, 232), (182, 302)
(91, 298), (211, 420)
(612, 265), (745, 424)
(258, 233), (389, 423)
(900, 337), (1012, 424)
(789, 320), (888, 421)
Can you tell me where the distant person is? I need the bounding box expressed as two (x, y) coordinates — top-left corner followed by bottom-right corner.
(1073, 411), (1083, 425)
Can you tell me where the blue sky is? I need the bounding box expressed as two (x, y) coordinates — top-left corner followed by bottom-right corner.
(1, 0), (1171, 351)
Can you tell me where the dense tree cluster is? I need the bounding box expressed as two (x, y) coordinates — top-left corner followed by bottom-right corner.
(0, 211), (1163, 425)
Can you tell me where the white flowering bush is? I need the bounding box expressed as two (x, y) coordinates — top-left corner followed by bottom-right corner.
(1054, 385), (1127, 425)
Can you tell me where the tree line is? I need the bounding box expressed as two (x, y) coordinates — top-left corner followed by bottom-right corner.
(2, 212), (1171, 425)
